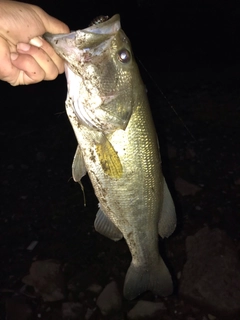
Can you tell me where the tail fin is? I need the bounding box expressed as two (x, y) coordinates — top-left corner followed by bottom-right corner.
(123, 256), (173, 300)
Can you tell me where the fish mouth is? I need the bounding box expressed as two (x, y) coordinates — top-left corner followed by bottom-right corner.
(43, 31), (81, 59)
(43, 31), (75, 47)
(43, 14), (121, 60)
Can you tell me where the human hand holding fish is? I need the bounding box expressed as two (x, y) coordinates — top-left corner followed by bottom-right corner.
(0, 0), (69, 85)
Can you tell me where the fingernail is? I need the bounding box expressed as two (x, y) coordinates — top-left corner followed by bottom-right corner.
(17, 43), (31, 51)
(29, 36), (43, 47)
(10, 52), (18, 61)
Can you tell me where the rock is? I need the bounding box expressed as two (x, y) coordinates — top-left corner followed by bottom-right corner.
(174, 177), (202, 196)
(180, 227), (240, 318)
(5, 296), (32, 320)
(234, 178), (240, 185)
(207, 314), (217, 320)
(62, 302), (83, 319)
(96, 281), (122, 316)
(22, 259), (65, 301)
(85, 307), (97, 320)
(127, 300), (166, 319)
(87, 283), (102, 294)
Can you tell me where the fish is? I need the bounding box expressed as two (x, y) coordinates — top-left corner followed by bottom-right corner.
(44, 14), (176, 300)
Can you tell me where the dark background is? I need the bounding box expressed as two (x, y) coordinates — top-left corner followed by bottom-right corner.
(1, 0), (240, 319)
(23, 0), (240, 75)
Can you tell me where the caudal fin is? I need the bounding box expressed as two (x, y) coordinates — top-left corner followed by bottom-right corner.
(123, 256), (173, 300)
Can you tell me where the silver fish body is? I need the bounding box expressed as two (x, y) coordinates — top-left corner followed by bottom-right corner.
(44, 14), (176, 300)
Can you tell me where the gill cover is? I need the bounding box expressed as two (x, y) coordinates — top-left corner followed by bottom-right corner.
(44, 15), (134, 133)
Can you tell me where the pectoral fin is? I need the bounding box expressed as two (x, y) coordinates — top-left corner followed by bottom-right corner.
(94, 207), (123, 241)
(158, 178), (177, 238)
(72, 145), (87, 206)
(72, 145), (87, 182)
(96, 136), (123, 179)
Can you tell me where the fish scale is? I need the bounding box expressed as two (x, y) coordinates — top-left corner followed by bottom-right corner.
(44, 14), (176, 300)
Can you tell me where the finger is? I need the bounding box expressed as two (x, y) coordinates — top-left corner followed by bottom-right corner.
(32, 6), (70, 34)
(16, 42), (60, 80)
(0, 37), (20, 85)
(43, 15), (70, 34)
(10, 52), (46, 85)
(29, 37), (65, 74)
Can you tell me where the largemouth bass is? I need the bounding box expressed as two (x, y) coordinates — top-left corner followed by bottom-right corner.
(44, 14), (176, 300)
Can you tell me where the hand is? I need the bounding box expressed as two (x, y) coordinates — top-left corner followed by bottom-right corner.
(0, 1), (70, 85)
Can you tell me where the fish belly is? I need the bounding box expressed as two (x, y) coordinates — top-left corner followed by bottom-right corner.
(67, 94), (174, 299)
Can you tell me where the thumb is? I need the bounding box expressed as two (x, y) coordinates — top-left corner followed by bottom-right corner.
(33, 6), (70, 34)
(43, 15), (70, 34)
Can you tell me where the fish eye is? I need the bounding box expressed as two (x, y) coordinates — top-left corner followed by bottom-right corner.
(117, 49), (131, 63)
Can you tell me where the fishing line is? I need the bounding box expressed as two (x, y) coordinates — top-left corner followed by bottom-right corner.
(137, 57), (197, 142)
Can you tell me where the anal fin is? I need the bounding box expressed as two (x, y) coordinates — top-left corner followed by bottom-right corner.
(158, 178), (177, 238)
(94, 207), (123, 241)
(72, 145), (87, 206)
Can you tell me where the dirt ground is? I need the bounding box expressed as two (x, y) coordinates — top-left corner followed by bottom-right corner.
(1, 1), (240, 319)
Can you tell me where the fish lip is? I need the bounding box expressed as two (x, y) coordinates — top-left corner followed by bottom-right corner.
(43, 31), (76, 47)
(82, 14), (120, 34)
(43, 31), (80, 60)
(43, 14), (121, 49)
